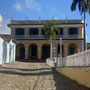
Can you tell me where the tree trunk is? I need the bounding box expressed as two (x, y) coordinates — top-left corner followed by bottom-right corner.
(50, 36), (52, 60)
(84, 10), (87, 51)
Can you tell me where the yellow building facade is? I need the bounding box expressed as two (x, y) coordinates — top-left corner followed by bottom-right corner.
(8, 19), (84, 60)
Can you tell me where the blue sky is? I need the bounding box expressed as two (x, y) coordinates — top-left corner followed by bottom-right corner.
(0, 0), (90, 42)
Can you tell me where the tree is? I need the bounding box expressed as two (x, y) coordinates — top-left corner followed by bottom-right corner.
(43, 20), (60, 59)
(71, 0), (90, 51)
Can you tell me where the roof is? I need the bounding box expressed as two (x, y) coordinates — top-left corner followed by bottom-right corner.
(0, 34), (12, 43)
(8, 19), (84, 26)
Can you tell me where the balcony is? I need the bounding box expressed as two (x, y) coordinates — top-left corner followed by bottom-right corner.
(11, 35), (83, 40)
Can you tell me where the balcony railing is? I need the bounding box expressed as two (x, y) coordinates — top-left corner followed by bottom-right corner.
(11, 35), (83, 40)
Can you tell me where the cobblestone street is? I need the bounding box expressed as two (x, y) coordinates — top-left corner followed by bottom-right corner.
(0, 61), (89, 90)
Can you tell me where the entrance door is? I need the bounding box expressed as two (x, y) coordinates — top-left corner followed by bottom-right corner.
(20, 47), (25, 59)
(43, 46), (50, 59)
(31, 45), (37, 59)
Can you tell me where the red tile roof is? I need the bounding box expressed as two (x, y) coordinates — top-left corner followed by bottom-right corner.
(0, 34), (11, 43)
(8, 19), (83, 26)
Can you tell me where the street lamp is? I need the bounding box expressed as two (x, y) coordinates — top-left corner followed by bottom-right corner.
(60, 38), (62, 58)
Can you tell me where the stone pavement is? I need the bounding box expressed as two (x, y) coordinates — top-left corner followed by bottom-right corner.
(0, 61), (89, 90)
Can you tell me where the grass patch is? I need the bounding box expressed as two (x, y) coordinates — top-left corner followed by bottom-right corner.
(56, 68), (90, 88)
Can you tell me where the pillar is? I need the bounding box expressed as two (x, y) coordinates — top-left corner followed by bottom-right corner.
(38, 47), (41, 59)
(63, 27), (68, 38)
(25, 45), (29, 59)
(25, 28), (29, 39)
(39, 28), (42, 36)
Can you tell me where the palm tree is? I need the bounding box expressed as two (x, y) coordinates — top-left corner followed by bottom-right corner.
(71, 0), (90, 51)
(43, 20), (60, 60)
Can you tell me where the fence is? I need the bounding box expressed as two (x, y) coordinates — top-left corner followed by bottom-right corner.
(46, 50), (90, 67)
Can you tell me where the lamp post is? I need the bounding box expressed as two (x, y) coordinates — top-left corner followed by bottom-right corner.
(60, 38), (62, 58)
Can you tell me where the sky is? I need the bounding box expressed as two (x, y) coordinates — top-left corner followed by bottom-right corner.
(0, 0), (90, 42)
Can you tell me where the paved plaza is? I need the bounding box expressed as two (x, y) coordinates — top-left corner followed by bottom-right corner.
(0, 61), (89, 90)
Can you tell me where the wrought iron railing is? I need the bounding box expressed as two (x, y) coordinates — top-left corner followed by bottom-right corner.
(11, 35), (83, 39)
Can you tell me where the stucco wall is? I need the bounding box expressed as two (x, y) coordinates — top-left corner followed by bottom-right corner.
(0, 38), (3, 64)
(16, 40), (83, 59)
(0, 37), (16, 64)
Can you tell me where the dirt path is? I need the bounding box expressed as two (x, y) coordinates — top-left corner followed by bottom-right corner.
(0, 61), (89, 90)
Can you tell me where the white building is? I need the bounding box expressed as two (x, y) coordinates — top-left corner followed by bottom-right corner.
(0, 35), (16, 65)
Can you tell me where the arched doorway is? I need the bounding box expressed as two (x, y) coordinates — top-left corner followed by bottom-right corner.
(42, 44), (50, 59)
(16, 44), (25, 59)
(68, 44), (78, 55)
(28, 44), (37, 59)
(57, 44), (64, 57)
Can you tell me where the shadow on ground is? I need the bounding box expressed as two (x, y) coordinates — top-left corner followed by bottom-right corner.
(0, 67), (52, 76)
(52, 68), (89, 90)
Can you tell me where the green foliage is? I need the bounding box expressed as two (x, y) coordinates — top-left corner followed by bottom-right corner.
(71, 0), (90, 15)
(43, 20), (60, 40)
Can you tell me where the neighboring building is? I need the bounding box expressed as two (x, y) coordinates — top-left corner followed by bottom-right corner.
(87, 43), (90, 50)
(8, 19), (84, 60)
(0, 35), (16, 64)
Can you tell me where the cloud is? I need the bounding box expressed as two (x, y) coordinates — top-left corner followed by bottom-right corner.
(13, 3), (23, 11)
(25, 0), (41, 12)
(0, 19), (11, 35)
(13, 0), (41, 12)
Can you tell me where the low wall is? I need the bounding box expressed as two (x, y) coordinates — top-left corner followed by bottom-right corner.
(46, 58), (55, 67)
(57, 50), (90, 67)
(47, 50), (90, 67)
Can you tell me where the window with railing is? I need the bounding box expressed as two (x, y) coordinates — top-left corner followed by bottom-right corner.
(15, 28), (24, 35)
(55, 28), (63, 35)
(42, 29), (45, 35)
(29, 28), (39, 35)
(68, 28), (78, 35)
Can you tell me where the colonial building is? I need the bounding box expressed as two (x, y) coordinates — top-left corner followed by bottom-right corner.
(0, 35), (16, 64)
(8, 19), (84, 61)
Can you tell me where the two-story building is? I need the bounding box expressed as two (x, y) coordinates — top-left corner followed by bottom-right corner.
(8, 19), (84, 61)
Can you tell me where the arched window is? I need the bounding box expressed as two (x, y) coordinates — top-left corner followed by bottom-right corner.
(29, 28), (38, 35)
(42, 44), (50, 59)
(68, 44), (78, 56)
(16, 44), (25, 59)
(28, 44), (38, 59)
(69, 28), (78, 35)
(15, 28), (24, 35)
(69, 47), (75, 55)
